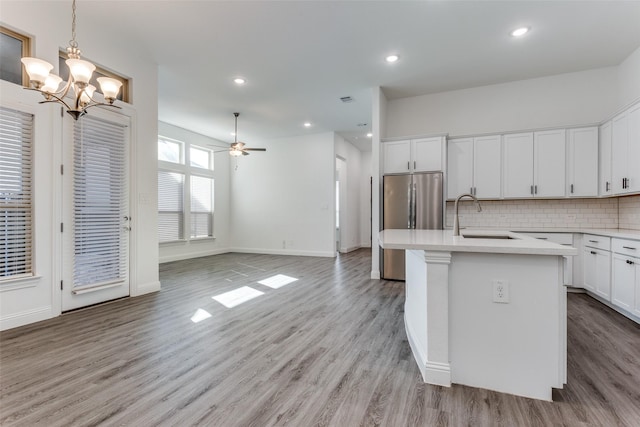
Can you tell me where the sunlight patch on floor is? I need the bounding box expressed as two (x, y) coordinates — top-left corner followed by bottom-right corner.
(212, 286), (264, 308)
(258, 274), (299, 289)
(190, 308), (212, 323)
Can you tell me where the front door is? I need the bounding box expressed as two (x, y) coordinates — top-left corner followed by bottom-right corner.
(61, 109), (131, 311)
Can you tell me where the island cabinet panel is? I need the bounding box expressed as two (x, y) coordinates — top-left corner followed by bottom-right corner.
(503, 133), (534, 198)
(567, 127), (598, 197)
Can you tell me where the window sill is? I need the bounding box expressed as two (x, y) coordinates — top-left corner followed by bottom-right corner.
(159, 239), (188, 246)
(191, 236), (217, 243)
(0, 275), (42, 292)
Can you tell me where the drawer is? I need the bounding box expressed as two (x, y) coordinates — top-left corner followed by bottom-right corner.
(612, 238), (640, 258)
(583, 234), (611, 251)
(521, 232), (573, 245)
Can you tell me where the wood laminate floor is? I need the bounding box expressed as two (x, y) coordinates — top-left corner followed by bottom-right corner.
(1, 250), (639, 426)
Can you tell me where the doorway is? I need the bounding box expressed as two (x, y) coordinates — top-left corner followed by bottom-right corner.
(61, 109), (131, 311)
(335, 157), (347, 254)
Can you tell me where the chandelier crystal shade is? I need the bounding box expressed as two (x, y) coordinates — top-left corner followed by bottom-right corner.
(20, 0), (122, 120)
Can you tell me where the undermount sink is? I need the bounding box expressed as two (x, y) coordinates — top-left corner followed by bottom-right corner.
(461, 233), (517, 240)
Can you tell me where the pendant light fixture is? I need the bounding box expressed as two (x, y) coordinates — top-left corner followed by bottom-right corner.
(20, 0), (122, 120)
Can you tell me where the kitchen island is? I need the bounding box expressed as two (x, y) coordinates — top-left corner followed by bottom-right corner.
(379, 229), (577, 401)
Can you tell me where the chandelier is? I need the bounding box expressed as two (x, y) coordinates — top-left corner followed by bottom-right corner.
(20, 0), (122, 120)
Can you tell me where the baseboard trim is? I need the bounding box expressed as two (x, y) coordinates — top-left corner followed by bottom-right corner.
(132, 280), (161, 296)
(0, 306), (53, 331)
(405, 312), (451, 387)
(339, 245), (362, 254)
(159, 248), (231, 264)
(230, 247), (335, 258)
(370, 270), (380, 279)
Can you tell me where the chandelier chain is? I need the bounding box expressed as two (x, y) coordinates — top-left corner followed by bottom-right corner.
(69, 0), (78, 49)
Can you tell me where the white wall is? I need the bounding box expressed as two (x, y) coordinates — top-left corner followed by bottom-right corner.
(360, 150), (372, 247)
(0, 2), (159, 330)
(157, 122), (231, 263)
(230, 132), (335, 257)
(618, 46), (640, 110)
(335, 134), (363, 252)
(386, 67), (618, 139)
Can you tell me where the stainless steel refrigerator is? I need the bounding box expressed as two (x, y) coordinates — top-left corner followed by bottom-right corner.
(382, 172), (443, 280)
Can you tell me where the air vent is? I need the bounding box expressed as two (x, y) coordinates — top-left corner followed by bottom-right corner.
(340, 96), (354, 103)
(357, 123), (368, 127)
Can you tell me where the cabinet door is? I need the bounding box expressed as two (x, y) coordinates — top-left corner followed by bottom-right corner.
(503, 133), (534, 198)
(599, 122), (613, 195)
(583, 248), (597, 293)
(413, 137), (442, 172)
(383, 140), (411, 174)
(447, 138), (473, 199)
(635, 263), (640, 318)
(612, 253), (635, 311)
(594, 250), (611, 300)
(611, 112), (628, 194)
(626, 103), (640, 193)
(474, 135), (502, 199)
(534, 129), (566, 198)
(568, 127), (598, 197)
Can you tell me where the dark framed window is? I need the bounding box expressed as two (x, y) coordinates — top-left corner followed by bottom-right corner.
(0, 26), (31, 86)
(59, 51), (130, 103)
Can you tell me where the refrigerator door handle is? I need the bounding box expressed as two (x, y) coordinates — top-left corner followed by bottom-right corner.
(407, 183), (412, 229)
(412, 182), (417, 228)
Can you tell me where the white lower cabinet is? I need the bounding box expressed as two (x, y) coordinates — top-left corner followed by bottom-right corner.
(611, 238), (640, 318)
(582, 235), (611, 300)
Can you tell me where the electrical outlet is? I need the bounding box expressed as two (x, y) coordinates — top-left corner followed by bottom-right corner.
(493, 280), (509, 303)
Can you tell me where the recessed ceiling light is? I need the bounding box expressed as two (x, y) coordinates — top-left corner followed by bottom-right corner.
(366, 133), (373, 138)
(385, 54), (399, 63)
(303, 122), (311, 127)
(233, 77), (246, 85)
(510, 27), (530, 37)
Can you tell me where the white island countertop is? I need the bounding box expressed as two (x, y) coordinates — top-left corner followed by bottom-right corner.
(379, 229), (577, 256)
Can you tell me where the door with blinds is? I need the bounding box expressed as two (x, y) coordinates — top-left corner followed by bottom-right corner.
(62, 110), (131, 311)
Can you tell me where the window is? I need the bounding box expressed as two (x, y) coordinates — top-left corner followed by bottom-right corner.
(157, 136), (214, 243)
(0, 26), (31, 86)
(0, 106), (34, 280)
(59, 51), (130, 103)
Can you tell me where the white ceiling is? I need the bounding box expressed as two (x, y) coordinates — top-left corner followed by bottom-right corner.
(70, 1), (640, 150)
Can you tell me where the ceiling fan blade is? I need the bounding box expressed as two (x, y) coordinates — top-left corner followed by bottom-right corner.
(213, 148), (231, 153)
(244, 148), (266, 151)
(242, 150), (250, 156)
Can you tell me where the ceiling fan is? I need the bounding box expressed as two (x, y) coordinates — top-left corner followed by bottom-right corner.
(215, 113), (266, 156)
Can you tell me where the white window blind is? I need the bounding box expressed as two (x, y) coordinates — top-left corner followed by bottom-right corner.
(0, 106), (33, 279)
(190, 175), (213, 238)
(158, 170), (184, 242)
(73, 116), (128, 288)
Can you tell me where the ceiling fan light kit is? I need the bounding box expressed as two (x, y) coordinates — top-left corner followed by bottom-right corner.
(217, 113), (266, 157)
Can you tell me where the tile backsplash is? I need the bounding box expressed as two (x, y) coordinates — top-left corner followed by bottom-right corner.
(445, 198), (626, 230)
(619, 195), (640, 230)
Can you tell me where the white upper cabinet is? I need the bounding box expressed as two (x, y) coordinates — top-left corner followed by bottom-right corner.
(534, 129), (566, 198)
(599, 121), (613, 196)
(612, 102), (640, 194)
(383, 140), (412, 174)
(503, 130), (566, 198)
(447, 138), (474, 198)
(383, 137), (444, 174)
(503, 133), (534, 198)
(473, 135), (502, 199)
(567, 127), (598, 197)
(447, 136), (501, 199)
(413, 137), (443, 172)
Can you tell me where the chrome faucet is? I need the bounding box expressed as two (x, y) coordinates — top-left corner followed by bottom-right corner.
(453, 193), (482, 236)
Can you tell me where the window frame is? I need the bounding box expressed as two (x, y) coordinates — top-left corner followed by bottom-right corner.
(0, 25), (32, 87)
(157, 136), (215, 244)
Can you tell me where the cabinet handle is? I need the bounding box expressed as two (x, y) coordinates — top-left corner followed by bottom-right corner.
(627, 260), (635, 265)
(622, 246), (637, 250)
(530, 185), (534, 195)
(588, 240), (598, 243)
(534, 185), (538, 194)
(473, 187), (477, 196)
(470, 187), (473, 194)
(407, 161), (410, 170)
(606, 181), (610, 192)
(590, 251), (597, 255)
(536, 237), (548, 240)
(570, 184), (574, 194)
